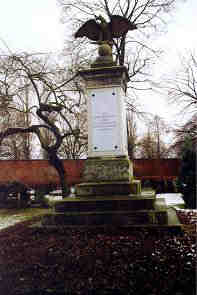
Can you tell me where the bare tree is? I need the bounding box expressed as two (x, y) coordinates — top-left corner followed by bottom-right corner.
(38, 114), (58, 160)
(137, 130), (157, 159)
(59, 107), (88, 159)
(0, 55), (34, 159)
(151, 115), (169, 159)
(167, 52), (197, 115)
(172, 114), (197, 156)
(59, 0), (181, 84)
(59, 0), (184, 126)
(0, 110), (33, 160)
(127, 111), (138, 159)
(39, 93), (88, 159)
(137, 115), (170, 158)
(166, 52), (197, 146)
(0, 53), (83, 196)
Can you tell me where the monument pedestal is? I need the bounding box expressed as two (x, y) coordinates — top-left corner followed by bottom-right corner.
(76, 157), (141, 196)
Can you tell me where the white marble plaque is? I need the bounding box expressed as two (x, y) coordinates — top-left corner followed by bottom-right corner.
(91, 89), (119, 152)
(88, 87), (128, 157)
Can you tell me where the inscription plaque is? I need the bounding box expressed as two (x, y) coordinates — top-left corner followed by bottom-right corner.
(90, 88), (119, 152)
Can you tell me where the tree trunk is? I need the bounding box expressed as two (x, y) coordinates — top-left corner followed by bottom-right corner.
(48, 152), (69, 197)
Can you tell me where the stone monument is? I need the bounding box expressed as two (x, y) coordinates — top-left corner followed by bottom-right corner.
(42, 15), (171, 227)
(75, 15), (140, 198)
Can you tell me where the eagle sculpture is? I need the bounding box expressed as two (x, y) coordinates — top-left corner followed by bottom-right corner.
(74, 15), (137, 43)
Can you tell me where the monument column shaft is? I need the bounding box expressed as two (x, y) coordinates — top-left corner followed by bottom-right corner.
(79, 66), (130, 159)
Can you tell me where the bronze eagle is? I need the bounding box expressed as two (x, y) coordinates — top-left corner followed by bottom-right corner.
(74, 15), (137, 42)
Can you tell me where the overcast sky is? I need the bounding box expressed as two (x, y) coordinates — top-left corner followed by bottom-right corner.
(140, 0), (197, 122)
(0, 1), (196, 54)
(0, 0), (196, 127)
(0, 0), (64, 53)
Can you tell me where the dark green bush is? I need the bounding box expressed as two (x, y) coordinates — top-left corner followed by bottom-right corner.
(176, 136), (196, 208)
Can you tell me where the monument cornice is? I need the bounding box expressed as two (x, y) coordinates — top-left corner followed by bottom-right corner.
(79, 65), (129, 81)
(78, 65), (129, 91)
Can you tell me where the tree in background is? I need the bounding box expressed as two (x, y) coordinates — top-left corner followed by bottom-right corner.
(0, 53), (84, 196)
(172, 114), (197, 157)
(167, 52), (197, 116)
(151, 115), (170, 159)
(137, 115), (170, 159)
(55, 67), (88, 159)
(127, 111), (138, 159)
(162, 52), (197, 199)
(137, 131), (157, 159)
(167, 52), (197, 145)
(0, 111), (33, 160)
(58, 107), (87, 159)
(59, 0), (179, 65)
(176, 135), (196, 208)
(0, 56), (33, 159)
(59, 0), (182, 115)
(40, 96), (88, 160)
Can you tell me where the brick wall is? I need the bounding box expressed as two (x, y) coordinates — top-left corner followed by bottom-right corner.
(133, 159), (180, 180)
(0, 159), (180, 187)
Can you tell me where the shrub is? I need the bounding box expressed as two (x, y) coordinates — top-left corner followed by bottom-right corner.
(177, 136), (196, 208)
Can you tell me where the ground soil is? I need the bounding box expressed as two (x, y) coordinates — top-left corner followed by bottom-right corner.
(0, 209), (196, 295)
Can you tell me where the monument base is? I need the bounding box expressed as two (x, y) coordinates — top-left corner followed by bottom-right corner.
(75, 157), (141, 197)
(80, 157), (133, 182)
(54, 193), (156, 212)
(41, 191), (172, 227)
(76, 181), (137, 197)
(42, 210), (167, 227)
(40, 191), (184, 228)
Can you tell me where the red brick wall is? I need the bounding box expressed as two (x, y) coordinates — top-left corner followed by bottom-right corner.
(0, 160), (84, 187)
(133, 159), (180, 180)
(0, 159), (180, 187)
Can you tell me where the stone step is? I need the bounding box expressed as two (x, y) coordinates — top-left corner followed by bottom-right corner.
(76, 179), (142, 197)
(76, 181), (133, 196)
(54, 194), (156, 213)
(42, 209), (167, 227)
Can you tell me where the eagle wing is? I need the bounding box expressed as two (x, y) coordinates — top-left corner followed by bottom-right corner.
(110, 15), (137, 38)
(74, 19), (101, 41)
